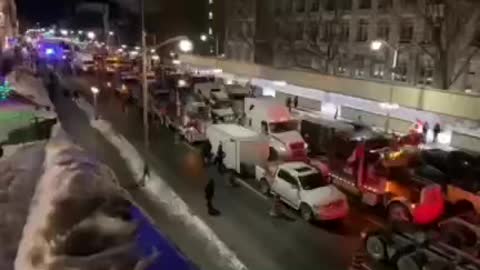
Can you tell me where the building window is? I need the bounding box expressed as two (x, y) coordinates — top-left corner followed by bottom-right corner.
(209, 27), (213, 35)
(402, 0), (417, 8)
(325, 0), (335, 11)
(356, 19), (368, 42)
(208, 11), (213, 20)
(377, 19), (390, 40)
(296, 0), (306, 12)
(341, 0), (353, 10)
(419, 56), (434, 85)
(296, 22), (304, 40)
(310, 0), (320, 11)
(359, 0), (372, 9)
(399, 19), (414, 43)
(394, 62), (408, 82)
(322, 21), (334, 41)
(339, 20), (350, 42)
(209, 0), (213, 4)
(308, 21), (318, 42)
(377, 0), (392, 10)
(354, 55), (366, 77)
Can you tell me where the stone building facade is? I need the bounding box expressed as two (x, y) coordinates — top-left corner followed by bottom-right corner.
(224, 0), (480, 91)
(0, 0), (17, 50)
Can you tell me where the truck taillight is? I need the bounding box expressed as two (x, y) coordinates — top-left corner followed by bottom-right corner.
(420, 185), (443, 204)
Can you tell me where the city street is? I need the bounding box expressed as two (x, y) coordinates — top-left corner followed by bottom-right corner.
(52, 72), (388, 270)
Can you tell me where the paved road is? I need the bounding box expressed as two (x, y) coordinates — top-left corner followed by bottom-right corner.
(54, 73), (388, 270)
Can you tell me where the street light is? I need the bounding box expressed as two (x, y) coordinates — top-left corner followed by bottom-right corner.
(371, 39), (399, 133)
(200, 34), (208, 42)
(60, 29), (68, 36)
(178, 39), (193, 52)
(87, 31), (96, 40)
(91, 86), (100, 120)
(109, 31), (114, 36)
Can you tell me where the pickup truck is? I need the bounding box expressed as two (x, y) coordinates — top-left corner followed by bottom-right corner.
(255, 162), (349, 222)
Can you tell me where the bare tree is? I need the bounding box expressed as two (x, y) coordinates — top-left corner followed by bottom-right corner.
(417, 0), (480, 90)
(276, 0), (350, 74)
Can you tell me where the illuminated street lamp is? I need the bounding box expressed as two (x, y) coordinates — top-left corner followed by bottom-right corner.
(109, 31), (114, 36)
(371, 39), (399, 133)
(200, 34), (208, 42)
(87, 31), (96, 40)
(178, 39), (193, 52)
(91, 86), (100, 120)
(60, 29), (68, 36)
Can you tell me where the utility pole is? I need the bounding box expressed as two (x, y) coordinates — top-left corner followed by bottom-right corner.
(141, 0), (149, 148)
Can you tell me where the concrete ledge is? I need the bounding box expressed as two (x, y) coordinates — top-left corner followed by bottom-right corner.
(180, 54), (480, 121)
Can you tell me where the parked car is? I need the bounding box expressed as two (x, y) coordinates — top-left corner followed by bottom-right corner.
(255, 162), (349, 222)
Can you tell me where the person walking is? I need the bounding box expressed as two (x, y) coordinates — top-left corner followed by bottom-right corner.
(293, 96), (299, 109)
(215, 143), (226, 173)
(286, 97), (292, 112)
(205, 178), (220, 216)
(433, 123), (441, 143)
(422, 121), (429, 142)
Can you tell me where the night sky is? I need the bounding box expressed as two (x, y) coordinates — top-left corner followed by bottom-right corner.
(16, 0), (206, 40)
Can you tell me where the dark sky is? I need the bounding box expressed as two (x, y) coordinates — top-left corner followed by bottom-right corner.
(16, 0), (205, 39)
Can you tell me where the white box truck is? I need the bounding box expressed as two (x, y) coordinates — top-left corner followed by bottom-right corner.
(244, 97), (307, 161)
(206, 124), (269, 174)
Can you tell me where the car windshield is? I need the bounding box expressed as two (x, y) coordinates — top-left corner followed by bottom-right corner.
(298, 173), (326, 190)
(269, 120), (298, 133)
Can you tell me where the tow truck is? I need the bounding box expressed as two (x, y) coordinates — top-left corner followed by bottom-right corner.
(317, 132), (444, 225)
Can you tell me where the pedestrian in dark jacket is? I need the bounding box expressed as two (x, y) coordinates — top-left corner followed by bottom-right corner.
(202, 141), (212, 166)
(293, 96), (299, 109)
(205, 178), (220, 215)
(286, 97), (292, 112)
(433, 123), (441, 143)
(422, 121), (429, 142)
(215, 143), (226, 173)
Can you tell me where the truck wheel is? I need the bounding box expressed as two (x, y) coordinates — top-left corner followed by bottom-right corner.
(365, 235), (387, 261)
(300, 203), (313, 222)
(387, 202), (412, 223)
(268, 148), (278, 161)
(259, 179), (270, 195)
(396, 253), (425, 270)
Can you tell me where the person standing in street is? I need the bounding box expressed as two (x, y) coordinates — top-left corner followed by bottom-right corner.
(286, 97), (292, 112)
(433, 123), (441, 143)
(293, 96), (299, 109)
(422, 121), (429, 142)
(215, 143), (226, 173)
(205, 178), (220, 216)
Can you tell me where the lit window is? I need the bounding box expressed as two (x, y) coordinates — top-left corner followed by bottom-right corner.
(209, 0), (213, 4)
(209, 12), (213, 20)
(208, 27), (213, 35)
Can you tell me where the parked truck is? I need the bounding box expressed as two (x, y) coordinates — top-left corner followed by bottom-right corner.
(363, 222), (480, 270)
(255, 162), (349, 222)
(318, 132), (445, 225)
(206, 124), (269, 175)
(244, 97), (307, 161)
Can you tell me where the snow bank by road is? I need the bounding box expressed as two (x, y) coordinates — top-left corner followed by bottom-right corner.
(0, 141), (45, 270)
(91, 119), (248, 270)
(14, 126), (155, 270)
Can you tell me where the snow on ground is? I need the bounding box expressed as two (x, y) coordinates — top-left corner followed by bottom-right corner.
(14, 125), (153, 270)
(0, 141), (45, 270)
(7, 72), (54, 110)
(91, 119), (248, 270)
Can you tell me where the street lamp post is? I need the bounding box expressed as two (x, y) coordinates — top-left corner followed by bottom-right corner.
(371, 39), (399, 133)
(200, 33), (219, 57)
(91, 86), (100, 120)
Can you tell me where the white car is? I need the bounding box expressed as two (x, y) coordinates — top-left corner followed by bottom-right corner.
(256, 162), (349, 221)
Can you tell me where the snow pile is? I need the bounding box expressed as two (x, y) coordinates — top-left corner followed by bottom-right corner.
(0, 142), (45, 270)
(91, 119), (248, 270)
(14, 126), (155, 270)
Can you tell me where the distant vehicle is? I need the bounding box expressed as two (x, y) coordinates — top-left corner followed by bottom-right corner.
(37, 38), (73, 61)
(194, 82), (236, 123)
(105, 57), (131, 73)
(73, 52), (95, 73)
(206, 124), (269, 174)
(178, 102), (209, 143)
(244, 97), (307, 161)
(255, 162), (349, 221)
